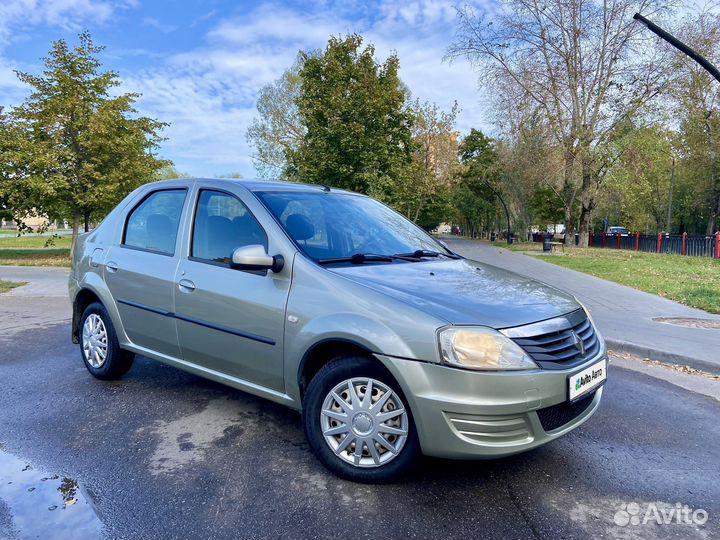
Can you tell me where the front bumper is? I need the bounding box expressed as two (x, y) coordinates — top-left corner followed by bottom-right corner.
(376, 351), (606, 459)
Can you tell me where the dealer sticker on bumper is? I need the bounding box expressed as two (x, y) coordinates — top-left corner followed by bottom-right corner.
(569, 359), (607, 401)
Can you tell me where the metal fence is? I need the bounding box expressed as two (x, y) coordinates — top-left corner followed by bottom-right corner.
(531, 231), (720, 257)
(579, 232), (720, 258)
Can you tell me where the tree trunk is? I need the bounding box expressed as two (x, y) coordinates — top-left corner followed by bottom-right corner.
(666, 157), (675, 234)
(70, 208), (81, 258)
(84, 209), (90, 232)
(562, 143), (577, 246)
(577, 153), (597, 248)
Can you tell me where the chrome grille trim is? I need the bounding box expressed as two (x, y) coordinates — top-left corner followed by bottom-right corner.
(501, 309), (602, 367)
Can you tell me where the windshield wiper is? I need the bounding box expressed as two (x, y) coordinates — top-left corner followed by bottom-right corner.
(393, 249), (462, 260)
(318, 253), (413, 265)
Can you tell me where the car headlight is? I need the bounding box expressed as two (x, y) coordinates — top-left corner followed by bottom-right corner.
(437, 327), (538, 371)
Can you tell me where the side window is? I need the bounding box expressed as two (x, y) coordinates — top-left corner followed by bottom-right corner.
(123, 189), (186, 255)
(191, 190), (268, 264)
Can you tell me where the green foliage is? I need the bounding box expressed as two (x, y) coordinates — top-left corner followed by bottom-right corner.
(529, 185), (566, 226)
(246, 53), (308, 179)
(0, 32), (169, 250)
(156, 166), (191, 180)
(452, 129), (506, 235)
(287, 34), (414, 201)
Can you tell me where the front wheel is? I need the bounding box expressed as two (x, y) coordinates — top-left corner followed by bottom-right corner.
(303, 356), (420, 483)
(80, 302), (134, 380)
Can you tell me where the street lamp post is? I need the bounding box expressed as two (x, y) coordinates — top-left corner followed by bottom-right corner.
(634, 13), (720, 238)
(633, 13), (720, 84)
(481, 179), (513, 244)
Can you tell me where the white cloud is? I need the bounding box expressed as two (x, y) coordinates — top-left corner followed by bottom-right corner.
(122, 1), (496, 177)
(142, 17), (178, 34)
(0, 0), (497, 177)
(0, 0), (132, 46)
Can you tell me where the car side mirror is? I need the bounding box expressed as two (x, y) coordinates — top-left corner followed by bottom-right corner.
(231, 245), (284, 273)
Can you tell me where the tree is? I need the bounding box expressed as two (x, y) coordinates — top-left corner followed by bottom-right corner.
(398, 99), (459, 228)
(603, 122), (675, 232)
(155, 165), (190, 180)
(448, 0), (674, 246)
(246, 53), (308, 180)
(453, 129), (507, 237)
(671, 9), (720, 234)
(287, 34), (414, 200)
(3, 32), (168, 252)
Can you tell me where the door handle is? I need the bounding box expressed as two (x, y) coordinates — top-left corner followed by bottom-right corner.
(106, 261), (118, 273)
(178, 279), (196, 292)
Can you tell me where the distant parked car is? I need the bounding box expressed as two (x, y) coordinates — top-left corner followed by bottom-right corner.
(607, 226), (629, 236)
(69, 178), (607, 482)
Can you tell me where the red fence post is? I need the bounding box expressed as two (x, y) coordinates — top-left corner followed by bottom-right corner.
(616, 233), (621, 249)
(635, 232), (640, 251)
(715, 232), (720, 259)
(603, 233), (607, 247)
(657, 232), (663, 253)
(682, 232), (688, 256)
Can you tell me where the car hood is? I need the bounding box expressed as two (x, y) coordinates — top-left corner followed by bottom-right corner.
(330, 258), (580, 328)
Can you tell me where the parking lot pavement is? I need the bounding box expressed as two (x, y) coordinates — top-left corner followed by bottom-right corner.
(445, 237), (720, 374)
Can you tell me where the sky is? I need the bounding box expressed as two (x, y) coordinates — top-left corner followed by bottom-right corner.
(0, 0), (495, 178)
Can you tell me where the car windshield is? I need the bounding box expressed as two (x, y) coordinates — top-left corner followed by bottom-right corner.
(256, 190), (451, 262)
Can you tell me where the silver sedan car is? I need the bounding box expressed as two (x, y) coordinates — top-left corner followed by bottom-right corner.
(69, 178), (607, 482)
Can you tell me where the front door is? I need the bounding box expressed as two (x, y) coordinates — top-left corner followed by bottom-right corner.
(173, 188), (290, 392)
(104, 188), (188, 359)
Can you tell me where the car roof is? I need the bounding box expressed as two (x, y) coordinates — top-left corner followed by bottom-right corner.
(144, 178), (360, 195)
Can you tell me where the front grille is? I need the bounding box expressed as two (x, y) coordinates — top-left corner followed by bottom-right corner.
(536, 391), (596, 432)
(510, 309), (600, 368)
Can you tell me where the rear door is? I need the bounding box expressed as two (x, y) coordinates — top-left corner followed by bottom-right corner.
(104, 187), (189, 359)
(173, 186), (291, 392)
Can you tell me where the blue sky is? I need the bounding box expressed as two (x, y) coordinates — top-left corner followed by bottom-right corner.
(0, 0), (493, 178)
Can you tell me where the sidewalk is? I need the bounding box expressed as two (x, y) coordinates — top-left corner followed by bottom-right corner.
(444, 237), (720, 374)
(0, 266), (70, 336)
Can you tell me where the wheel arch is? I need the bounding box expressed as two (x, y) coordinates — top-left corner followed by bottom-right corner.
(71, 288), (103, 344)
(298, 338), (389, 400)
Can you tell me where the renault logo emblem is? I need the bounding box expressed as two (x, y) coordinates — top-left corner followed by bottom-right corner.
(571, 331), (585, 356)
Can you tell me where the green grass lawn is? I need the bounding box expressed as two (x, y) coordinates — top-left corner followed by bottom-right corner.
(0, 280), (27, 293)
(541, 248), (720, 314)
(0, 248), (71, 267)
(0, 234), (72, 248)
(0, 235), (72, 267)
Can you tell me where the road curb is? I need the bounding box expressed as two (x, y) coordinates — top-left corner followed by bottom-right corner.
(606, 338), (720, 376)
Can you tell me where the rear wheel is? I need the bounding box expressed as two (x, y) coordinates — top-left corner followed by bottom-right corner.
(303, 356), (419, 483)
(80, 302), (134, 380)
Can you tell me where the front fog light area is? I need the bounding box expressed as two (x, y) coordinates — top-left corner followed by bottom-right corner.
(438, 326), (538, 370)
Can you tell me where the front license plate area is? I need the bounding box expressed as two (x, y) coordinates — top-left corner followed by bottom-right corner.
(568, 359), (606, 402)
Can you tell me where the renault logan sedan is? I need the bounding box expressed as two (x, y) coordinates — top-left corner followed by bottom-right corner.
(69, 179), (607, 482)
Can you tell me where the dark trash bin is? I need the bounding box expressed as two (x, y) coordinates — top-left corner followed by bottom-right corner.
(543, 233), (552, 252)
(491, 232), (496, 242)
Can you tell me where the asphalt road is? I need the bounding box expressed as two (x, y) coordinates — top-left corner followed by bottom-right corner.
(1, 267), (719, 539)
(1, 317), (718, 539)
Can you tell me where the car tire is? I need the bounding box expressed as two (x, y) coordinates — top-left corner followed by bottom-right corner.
(303, 356), (420, 483)
(79, 302), (134, 380)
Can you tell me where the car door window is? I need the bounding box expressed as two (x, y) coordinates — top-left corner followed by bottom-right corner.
(191, 190), (268, 264)
(123, 189), (186, 255)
